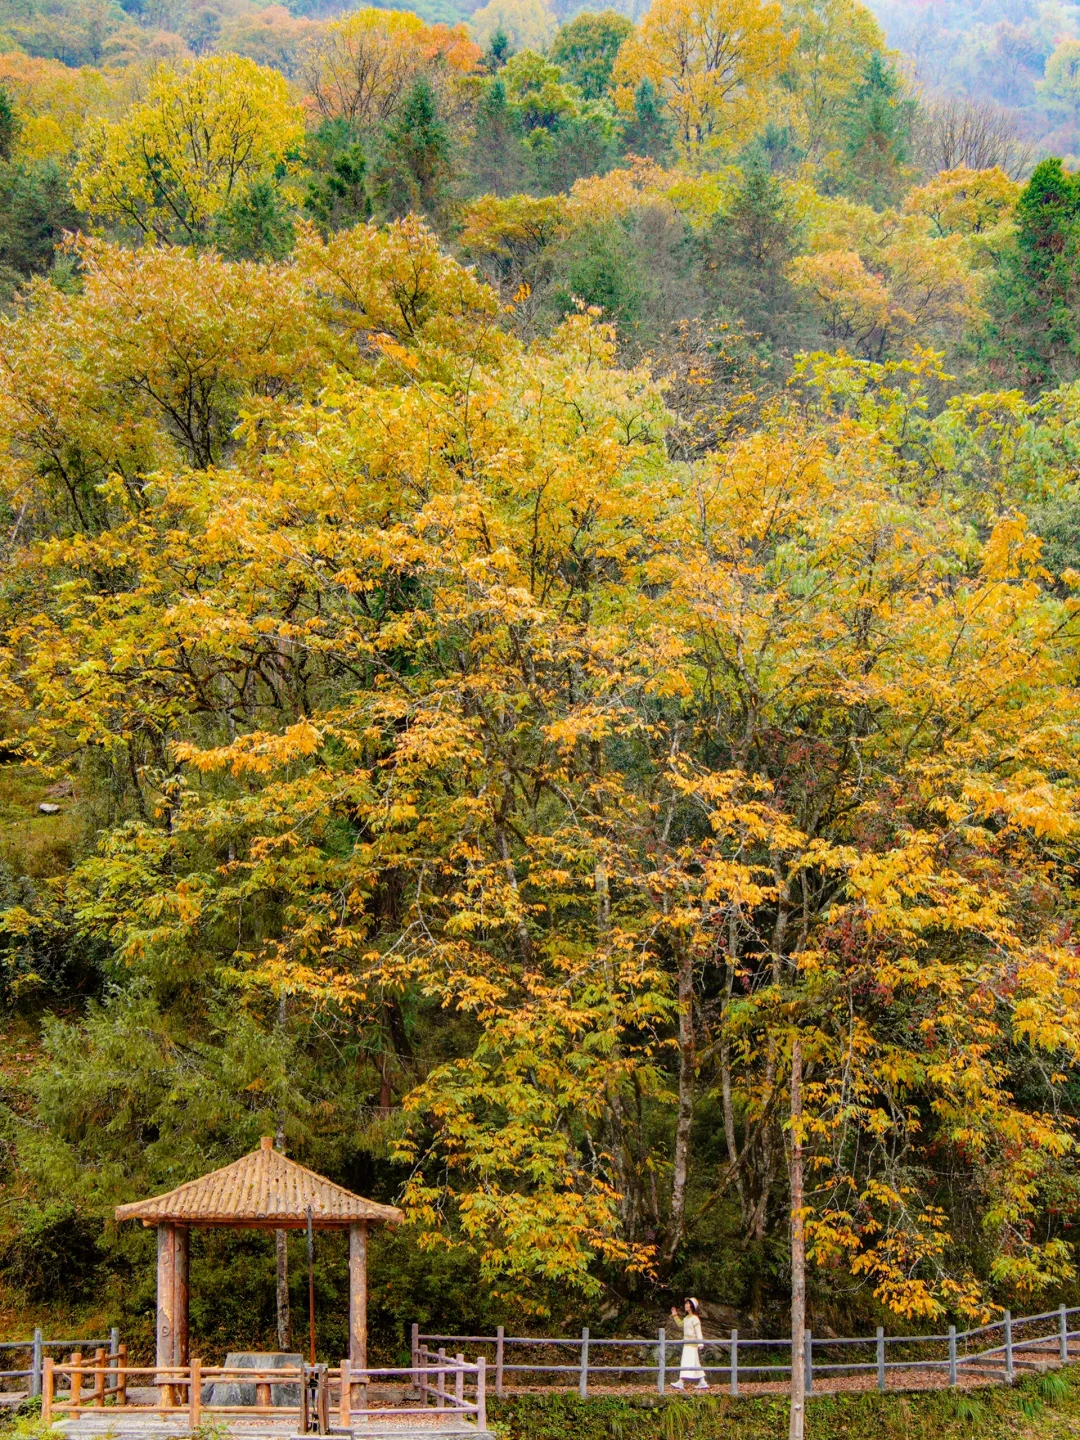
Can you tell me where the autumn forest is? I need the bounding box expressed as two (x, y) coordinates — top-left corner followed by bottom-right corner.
(0, 0), (1079, 1384)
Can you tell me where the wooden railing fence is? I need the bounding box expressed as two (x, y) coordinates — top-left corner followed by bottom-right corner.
(416, 1304), (1080, 1399)
(42, 1352), (487, 1432)
(0, 1331), (118, 1400)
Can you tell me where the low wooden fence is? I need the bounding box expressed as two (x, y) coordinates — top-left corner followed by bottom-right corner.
(0, 1331), (118, 1400)
(415, 1304), (1080, 1398)
(42, 1351), (487, 1432)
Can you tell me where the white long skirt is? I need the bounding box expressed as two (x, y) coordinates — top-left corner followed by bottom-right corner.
(679, 1343), (705, 1382)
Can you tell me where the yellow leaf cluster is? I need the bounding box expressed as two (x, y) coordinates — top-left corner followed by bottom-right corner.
(72, 55), (305, 243)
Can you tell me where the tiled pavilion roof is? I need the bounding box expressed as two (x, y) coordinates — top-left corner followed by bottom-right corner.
(115, 1138), (403, 1228)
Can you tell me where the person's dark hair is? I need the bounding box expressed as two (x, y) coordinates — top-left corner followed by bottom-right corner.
(685, 1297), (701, 1315)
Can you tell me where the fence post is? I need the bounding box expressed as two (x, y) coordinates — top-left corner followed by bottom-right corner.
(70, 1353), (83, 1411)
(1004, 1310), (1013, 1384)
(948, 1325), (957, 1387)
(730, 1331), (738, 1397)
(339, 1358), (350, 1427)
(117, 1345), (128, 1407)
(92, 1348), (106, 1407)
(31, 1327), (42, 1399)
(411, 1324), (419, 1387)
(804, 1330), (813, 1396)
(657, 1327), (665, 1395)
(496, 1325), (505, 1398)
(189, 1358), (201, 1430)
(477, 1357), (487, 1431)
(437, 1348), (446, 1409)
(1061, 1304), (1069, 1365)
(108, 1330), (119, 1401)
(455, 1353), (465, 1408)
(876, 1327), (885, 1393)
(41, 1358), (53, 1427)
(579, 1327), (589, 1399)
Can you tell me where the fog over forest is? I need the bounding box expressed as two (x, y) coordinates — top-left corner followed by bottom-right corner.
(868, 0), (1080, 159)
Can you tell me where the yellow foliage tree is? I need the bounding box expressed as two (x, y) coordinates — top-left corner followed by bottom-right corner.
(0, 50), (133, 162)
(72, 55), (304, 243)
(300, 8), (480, 129)
(469, 0), (557, 54)
(459, 193), (568, 262)
(217, 6), (318, 80)
(1037, 38), (1080, 122)
(612, 0), (793, 160)
(5, 224), (1080, 1319)
(0, 235), (322, 531)
(777, 0), (885, 163)
(792, 190), (988, 358)
(791, 248), (893, 353)
(904, 165), (1020, 238)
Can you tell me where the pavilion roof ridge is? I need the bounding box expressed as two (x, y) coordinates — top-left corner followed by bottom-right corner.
(114, 1139), (403, 1228)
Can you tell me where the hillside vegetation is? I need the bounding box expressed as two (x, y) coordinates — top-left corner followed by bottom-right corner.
(0, 0), (1080, 1379)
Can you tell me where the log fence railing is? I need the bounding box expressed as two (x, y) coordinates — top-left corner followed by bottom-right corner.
(42, 1351), (488, 1432)
(0, 1331), (118, 1401)
(415, 1304), (1080, 1399)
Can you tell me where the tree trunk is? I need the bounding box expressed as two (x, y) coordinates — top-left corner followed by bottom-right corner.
(666, 947), (695, 1262)
(788, 1034), (806, 1440)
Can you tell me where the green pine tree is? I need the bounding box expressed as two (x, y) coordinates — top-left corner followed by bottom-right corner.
(623, 79), (674, 163)
(0, 88), (21, 164)
(305, 136), (371, 233)
(469, 77), (531, 196)
(839, 55), (916, 210)
(485, 26), (511, 70)
(213, 180), (295, 261)
(704, 151), (807, 355)
(375, 79), (451, 221)
(0, 158), (81, 299)
(985, 157), (1080, 392)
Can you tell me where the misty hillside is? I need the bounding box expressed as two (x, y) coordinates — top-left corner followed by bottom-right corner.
(869, 0), (1080, 159)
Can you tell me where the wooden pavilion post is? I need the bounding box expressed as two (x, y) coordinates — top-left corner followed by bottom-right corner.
(349, 1219), (368, 1410)
(156, 1223), (176, 1404)
(348, 1221), (368, 1368)
(174, 1225), (190, 1366)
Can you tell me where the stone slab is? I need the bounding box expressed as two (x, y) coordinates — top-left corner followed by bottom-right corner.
(202, 1352), (304, 1408)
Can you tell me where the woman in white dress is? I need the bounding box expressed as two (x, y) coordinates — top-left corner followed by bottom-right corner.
(669, 1297), (709, 1390)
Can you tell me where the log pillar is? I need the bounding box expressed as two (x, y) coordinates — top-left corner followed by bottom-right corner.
(348, 1222), (368, 1370)
(156, 1223), (176, 1403)
(156, 1224), (176, 1369)
(173, 1226), (189, 1366)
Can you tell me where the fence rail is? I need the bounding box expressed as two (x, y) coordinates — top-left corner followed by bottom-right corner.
(42, 1350), (487, 1432)
(415, 1304), (1080, 1400)
(0, 1331), (119, 1400)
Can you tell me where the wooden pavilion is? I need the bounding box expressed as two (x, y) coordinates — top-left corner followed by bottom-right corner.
(115, 1137), (403, 1373)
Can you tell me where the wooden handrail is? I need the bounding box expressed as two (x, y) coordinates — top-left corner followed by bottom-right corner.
(43, 1354), (489, 1425)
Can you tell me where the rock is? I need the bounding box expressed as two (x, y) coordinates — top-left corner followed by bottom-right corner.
(698, 1301), (740, 1330)
(201, 1351), (304, 1407)
(38, 803), (61, 815)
